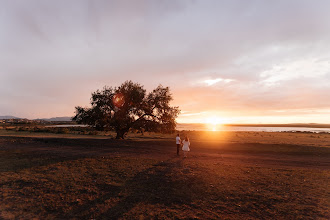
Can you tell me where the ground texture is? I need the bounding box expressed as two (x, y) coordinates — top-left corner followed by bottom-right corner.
(0, 131), (329, 219)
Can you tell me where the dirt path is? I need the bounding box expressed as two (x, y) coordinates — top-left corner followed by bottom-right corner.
(1, 136), (329, 169)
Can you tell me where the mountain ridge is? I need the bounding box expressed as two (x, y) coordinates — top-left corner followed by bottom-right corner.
(0, 116), (72, 121)
(0, 115), (22, 119)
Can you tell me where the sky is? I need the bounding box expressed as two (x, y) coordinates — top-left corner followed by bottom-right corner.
(1, 0), (330, 124)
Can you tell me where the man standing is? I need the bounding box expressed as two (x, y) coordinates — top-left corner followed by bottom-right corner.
(176, 133), (181, 156)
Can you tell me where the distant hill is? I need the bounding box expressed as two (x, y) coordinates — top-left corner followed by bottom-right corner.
(0, 116), (21, 119)
(35, 117), (72, 122)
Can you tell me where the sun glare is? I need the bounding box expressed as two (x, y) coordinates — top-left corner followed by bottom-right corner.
(205, 117), (222, 125)
(205, 116), (224, 131)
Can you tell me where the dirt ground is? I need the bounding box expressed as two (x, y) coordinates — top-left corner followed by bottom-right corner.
(0, 131), (329, 219)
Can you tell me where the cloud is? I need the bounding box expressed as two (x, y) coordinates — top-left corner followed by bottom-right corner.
(0, 0), (330, 122)
(204, 78), (234, 86)
(260, 58), (330, 86)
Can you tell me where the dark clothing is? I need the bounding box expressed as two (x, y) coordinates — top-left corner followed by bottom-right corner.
(176, 144), (181, 155)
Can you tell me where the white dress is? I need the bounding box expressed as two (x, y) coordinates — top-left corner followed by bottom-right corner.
(182, 140), (190, 151)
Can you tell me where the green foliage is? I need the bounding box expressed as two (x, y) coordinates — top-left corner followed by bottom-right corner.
(72, 81), (180, 139)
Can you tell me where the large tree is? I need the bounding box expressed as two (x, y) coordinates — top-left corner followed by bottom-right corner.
(72, 81), (180, 139)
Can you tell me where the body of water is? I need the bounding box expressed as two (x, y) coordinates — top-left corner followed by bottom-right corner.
(177, 123), (330, 133)
(46, 124), (88, 128)
(47, 124), (330, 133)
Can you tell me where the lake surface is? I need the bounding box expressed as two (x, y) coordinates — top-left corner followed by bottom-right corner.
(48, 124), (330, 133)
(177, 123), (330, 133)
(46, 124), (88, 128)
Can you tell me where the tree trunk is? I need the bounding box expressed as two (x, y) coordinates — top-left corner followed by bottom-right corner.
(115, 129), (127, 139)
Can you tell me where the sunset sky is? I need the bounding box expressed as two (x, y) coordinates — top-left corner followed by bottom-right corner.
(1, 0), (330, 123)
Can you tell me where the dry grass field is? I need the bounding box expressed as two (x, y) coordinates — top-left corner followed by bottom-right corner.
(0, 129), (329, 219)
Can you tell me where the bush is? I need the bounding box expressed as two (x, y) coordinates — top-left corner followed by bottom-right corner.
(88, 131), (98, 135)
(16, 127), (26, 132)
(55, 128), (69, 134)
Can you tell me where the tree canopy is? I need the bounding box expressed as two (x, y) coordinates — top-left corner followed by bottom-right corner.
(72, 81), (180, 139)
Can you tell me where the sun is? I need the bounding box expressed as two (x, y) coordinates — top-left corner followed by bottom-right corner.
(204, 116), (224, 131)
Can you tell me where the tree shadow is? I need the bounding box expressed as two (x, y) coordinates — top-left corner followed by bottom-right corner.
(63, 157), (205, 219)
(93, 158), (204, 219)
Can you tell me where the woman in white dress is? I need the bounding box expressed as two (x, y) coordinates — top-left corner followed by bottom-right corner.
(182, 136), (190, 158)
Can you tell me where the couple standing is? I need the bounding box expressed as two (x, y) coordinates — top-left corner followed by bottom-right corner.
(176, 134), (190, 158)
